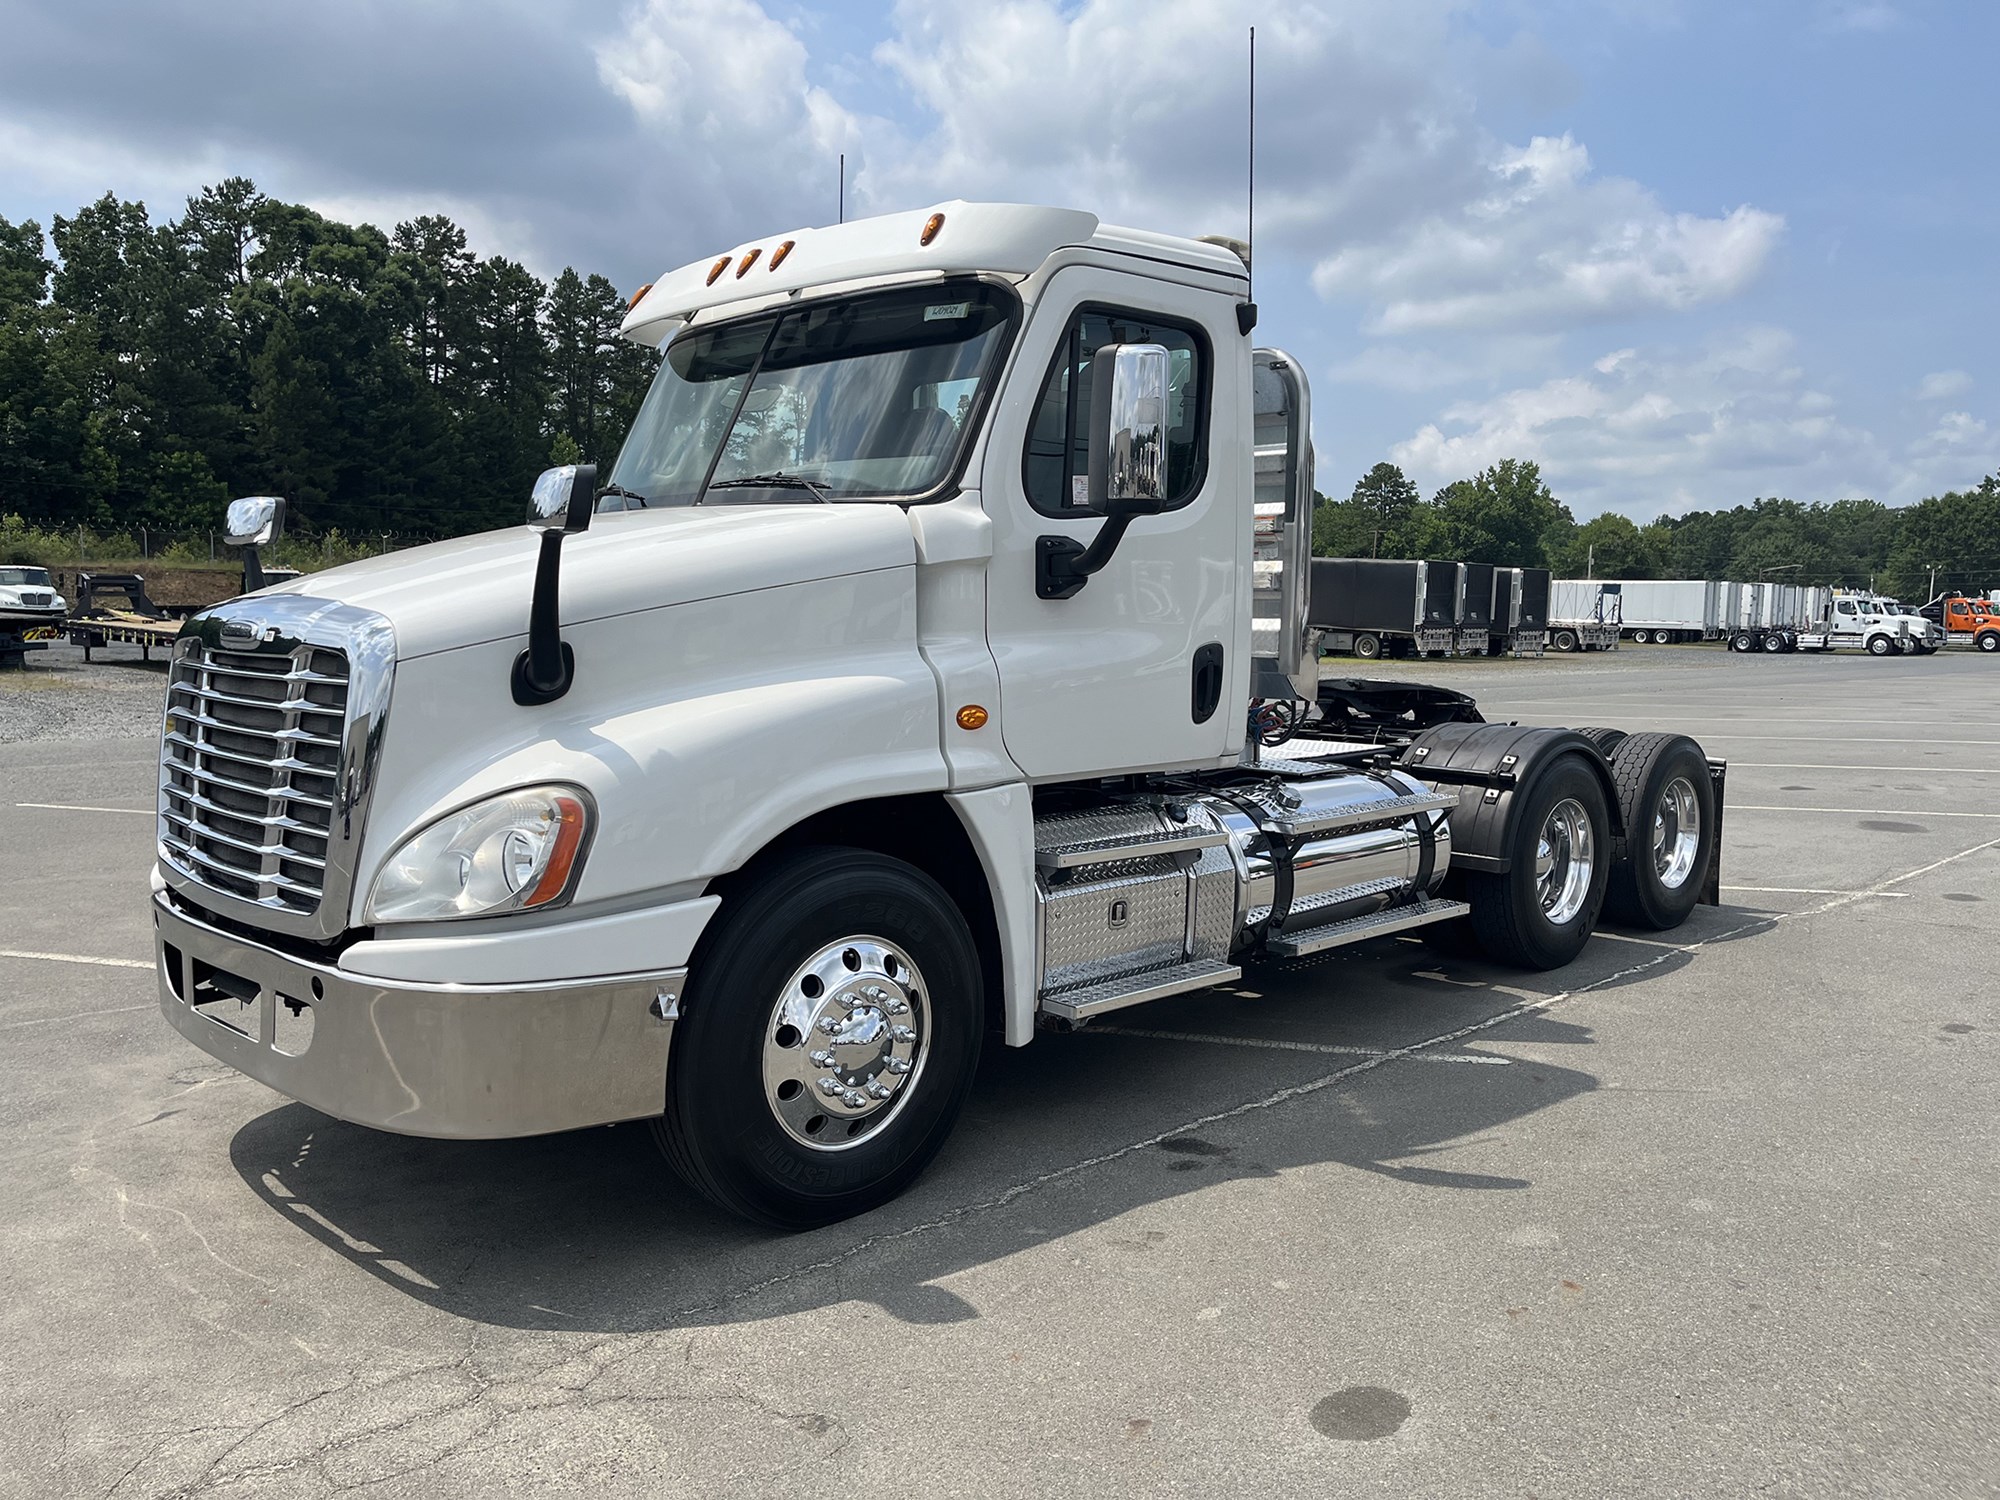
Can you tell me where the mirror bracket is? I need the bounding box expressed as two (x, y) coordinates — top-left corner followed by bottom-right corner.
(512, 464), (595, 706)
(1036, 520), (1134, 600)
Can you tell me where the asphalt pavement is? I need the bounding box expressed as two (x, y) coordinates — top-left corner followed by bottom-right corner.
(1, 642), (1996, 1498)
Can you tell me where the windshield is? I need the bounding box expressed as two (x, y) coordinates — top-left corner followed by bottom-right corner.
(0, 567), (52, 587)
(608, 281), (1016, 507)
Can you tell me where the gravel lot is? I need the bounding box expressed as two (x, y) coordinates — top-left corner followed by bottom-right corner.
(0, 640), (169, 745)
(2, 643), (1996, 1498)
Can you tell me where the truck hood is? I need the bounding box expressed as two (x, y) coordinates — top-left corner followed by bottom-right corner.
(257, 504), (918, 658)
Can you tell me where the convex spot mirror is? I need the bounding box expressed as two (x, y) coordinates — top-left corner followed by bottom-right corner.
(1086, 343), (1170, 518)
(529, 464), (597, 533)
(225, 496), (286, 547)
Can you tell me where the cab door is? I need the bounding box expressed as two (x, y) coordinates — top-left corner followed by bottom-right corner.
(980, 266), (1248, 781)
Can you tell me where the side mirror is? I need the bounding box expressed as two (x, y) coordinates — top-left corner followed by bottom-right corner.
(528, 464), (597, 533)
(225, 496), (286, 547)
(1086, 343), (1170, 517)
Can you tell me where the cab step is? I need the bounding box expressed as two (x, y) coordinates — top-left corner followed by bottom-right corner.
(1265, 897), (1471, 958)
(1039, 957), (1244, 1023)
(1035, 826), (1227, 871)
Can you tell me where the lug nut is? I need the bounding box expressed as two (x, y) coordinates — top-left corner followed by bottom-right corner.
(809, 1049), (835, 1068)
(884, 999), (910, 1016)
(892, 1025), (916, 1043)
(817, 1077), (843, 1096)
(867, 1082), (893, 1100)
(842, 1090), (867, 1109)
(816, 1016), (840, 1033)
(884, 1057), (911, 1075)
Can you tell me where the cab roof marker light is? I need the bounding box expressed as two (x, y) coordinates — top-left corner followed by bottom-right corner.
(736, 247), (762, 278)
(706, 256), (732, 286)
(921, 213), (945, 246)
(626, 282), (654, 310)
(768, 239), (795, 271)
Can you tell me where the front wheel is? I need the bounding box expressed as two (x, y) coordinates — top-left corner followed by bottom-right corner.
(1866, 634), (1893, 656)
(1464, 754), (1610, 969)
(653, 848), (983, 1228)
(1978, 632), (2000, 653)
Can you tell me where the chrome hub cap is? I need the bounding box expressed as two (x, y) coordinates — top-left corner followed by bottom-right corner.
(762, 936), (929, 1151)
(1533, 798), (1595, 926)
(1652, 776), (1701, 890)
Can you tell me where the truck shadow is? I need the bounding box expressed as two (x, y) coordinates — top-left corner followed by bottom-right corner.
(221, 936), (1654, 1335)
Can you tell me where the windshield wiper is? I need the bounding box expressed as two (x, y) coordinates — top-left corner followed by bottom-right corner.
(596, 483), (649, 508)
(706, 472), (832, 503)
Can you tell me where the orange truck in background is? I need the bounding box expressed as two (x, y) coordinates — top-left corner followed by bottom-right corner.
(1921, 593), (2000, 653)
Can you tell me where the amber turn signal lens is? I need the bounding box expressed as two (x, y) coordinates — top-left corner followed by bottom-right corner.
(921, 212), (945, 246)
(736, 248), (761, 278)
(706, 256), (731, 286)
(955, 704), (988, 731)
(769, 239), (795, 270)
(525, 795), (590, 908)
(625, 282), (654, 311)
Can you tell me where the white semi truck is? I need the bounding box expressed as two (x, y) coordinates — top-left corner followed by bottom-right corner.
(149, 203), (1724, 1226)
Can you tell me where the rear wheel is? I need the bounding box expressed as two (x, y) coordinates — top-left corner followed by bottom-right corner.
(1464, 755), (1609, 969)
(1731, 632), (1755, 653)
(1353, 632), (1382, 660)
(1761, 632), (1785, 653)
(1602, 734), (1716, 931)
(1551, 628), (1580, 652)
(653, 848), (983, 1228)
(1570, 726), (1629, 756)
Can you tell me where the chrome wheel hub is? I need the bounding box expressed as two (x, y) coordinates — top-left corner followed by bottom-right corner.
(1652, 776), (1701, 890)
(762, 936), (929, 1151)
(1533, 797), (1595, 926)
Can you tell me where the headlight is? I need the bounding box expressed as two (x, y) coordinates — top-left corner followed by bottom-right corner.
(365, 785), (593, 923)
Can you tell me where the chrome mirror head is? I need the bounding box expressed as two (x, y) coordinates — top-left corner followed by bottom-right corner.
(1086, 343), (1170, 517)
(224, 496), (285, 547)
(529, 464), (597, 533)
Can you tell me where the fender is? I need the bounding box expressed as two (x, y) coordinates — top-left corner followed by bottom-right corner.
(946, 783), (1039, 1046)
(1399, 723), (1623, 875)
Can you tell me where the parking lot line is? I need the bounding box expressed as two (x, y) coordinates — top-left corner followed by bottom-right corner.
(0, 1004), (155, 1030)
(1682, 734), (2000, 746)
(1723, 885), (1911, 896)
(1086, 1025), (1512, 1063)
(0, 948), (153, 970)
(1729, 804), (2000, 818)
(14, 802), (153, 815)
(1718, 763), (2000, 774)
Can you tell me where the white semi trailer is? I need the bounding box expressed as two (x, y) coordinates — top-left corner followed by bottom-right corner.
(1606, 579), (1723, 645)
(1549, 580), (1623, 651)
(148, 204), (1724, 1226)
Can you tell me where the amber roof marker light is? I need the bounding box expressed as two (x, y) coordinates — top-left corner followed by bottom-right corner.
(625, 282), (654, 311)
(769, 239), (796, 271)
(921, 212), (945, 246)
(736, 247), (762, 278)
(705, 256), (731, 286)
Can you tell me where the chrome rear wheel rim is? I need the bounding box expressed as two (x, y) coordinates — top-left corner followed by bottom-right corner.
(1653, 776), (1701, 890)
(1534, 798), (1595, 925)
(761, 936), (930, 1152)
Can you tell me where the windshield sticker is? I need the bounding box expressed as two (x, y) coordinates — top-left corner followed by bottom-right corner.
(924, 302), (971, 322)
(1072, 475), (1090, 508)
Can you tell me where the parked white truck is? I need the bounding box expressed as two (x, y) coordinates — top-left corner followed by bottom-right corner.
(150, 204), (1724, 1226)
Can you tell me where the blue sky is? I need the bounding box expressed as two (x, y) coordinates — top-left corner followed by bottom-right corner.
(0, 0), (1992, 520)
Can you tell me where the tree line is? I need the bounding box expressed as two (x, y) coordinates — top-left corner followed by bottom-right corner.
(1316, 461), (2000, 601)
(0, 180), (654, 540)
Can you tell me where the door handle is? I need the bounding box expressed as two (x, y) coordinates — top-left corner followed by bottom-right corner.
(1191, 643), (1225, 724)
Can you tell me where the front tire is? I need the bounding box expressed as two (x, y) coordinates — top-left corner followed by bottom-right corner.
(1602, 734), (1716, 930)
(1465, 754), (1610, 969)
(1867, 634), (1893, 656)
(654, 848), (983, 1228)
(1978, 632), (2000, 653)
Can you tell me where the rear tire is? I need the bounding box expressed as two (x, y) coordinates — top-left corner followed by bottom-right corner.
(1354, 632), (1382, 660)
(653, 848), (983, 1229)
(1761, 632), (1784, 653)
(1731, 632), (1754, 653)
(1552, 629), (1579, 653)
(1570, 726), (1629, 756)
(1465, 755), (1609, 970)
(1602, 734), (1716, 931)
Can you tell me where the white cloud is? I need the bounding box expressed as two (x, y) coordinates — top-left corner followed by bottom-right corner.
(1387, 327), (1899, 515)
(1916, 369), (1973, 400)
(1312, 134), (1784, 334)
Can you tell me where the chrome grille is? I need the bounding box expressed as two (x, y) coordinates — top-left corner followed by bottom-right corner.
(162, 643), (350, 916)
(156, 596), (395, 939)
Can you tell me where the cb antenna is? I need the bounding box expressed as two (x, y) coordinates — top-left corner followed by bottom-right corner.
(838, 153), (846, 224)
(1240, 27), (1258, 335)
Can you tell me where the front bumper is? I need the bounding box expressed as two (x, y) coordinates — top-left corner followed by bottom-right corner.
(153, 892), (680, 1139)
